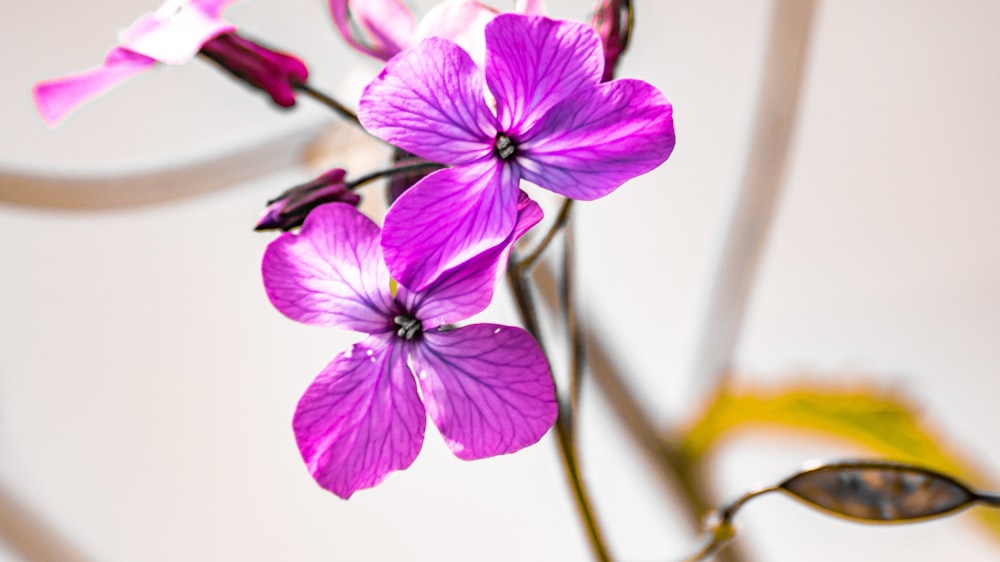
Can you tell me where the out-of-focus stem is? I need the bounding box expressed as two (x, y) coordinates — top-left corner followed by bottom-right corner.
(561, 219), (585, 435)
(534, 262), (745, 562)
(517, 199), (574, 275)
(508, 242), (612, 562)
(688, 0), (817, 391)
(507, 212), (611, 562)
(0, 484), (93, 562)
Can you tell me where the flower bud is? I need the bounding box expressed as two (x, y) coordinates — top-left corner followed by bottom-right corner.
(199, 31), (309, 107)
(589, 0), (632, 82)
(255, 169), (360, 231)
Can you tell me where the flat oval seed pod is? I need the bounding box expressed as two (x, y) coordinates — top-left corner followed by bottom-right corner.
(779, 461), (978, 523)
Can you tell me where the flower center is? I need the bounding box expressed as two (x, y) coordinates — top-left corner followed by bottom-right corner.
(393, 314), (423, 340)
(494, 133), (517, 160)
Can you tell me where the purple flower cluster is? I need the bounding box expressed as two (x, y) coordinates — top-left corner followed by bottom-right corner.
(35, 0), (675, 499)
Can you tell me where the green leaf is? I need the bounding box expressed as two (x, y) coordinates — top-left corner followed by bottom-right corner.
(680, 383), (1000, 542)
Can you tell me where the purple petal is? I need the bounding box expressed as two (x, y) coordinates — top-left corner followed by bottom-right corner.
(294, 335), (425, 499)
(119, 1), (234, 65)
(381, 162), (518, 292)
(485, 14), (603, 132)
(517, 78), (675, 200)
(33, 47), (157, 126)
(359, 37), (497, 166)
(411, 324), (556, 460)
(402, 191), (542, 327)
(328, 0), (414, 61)
(262, 203), (396, 333)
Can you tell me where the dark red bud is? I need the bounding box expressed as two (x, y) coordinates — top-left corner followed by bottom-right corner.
(200, 31), (309, 108)
(255, 169), (360, 231)
(589, 0), (633, 82)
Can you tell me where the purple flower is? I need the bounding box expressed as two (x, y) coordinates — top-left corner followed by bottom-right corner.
(262, 198), (556, 499)
(255, 169), (359, 232)
(359, 13), (675, 290)
(33, 0), (305, 125)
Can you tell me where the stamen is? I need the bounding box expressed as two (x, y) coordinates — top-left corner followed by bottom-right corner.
(494, 133), (517, 160)
(393, 314), (423, 340)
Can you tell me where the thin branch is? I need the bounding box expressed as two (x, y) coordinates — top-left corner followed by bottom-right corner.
(682, 486), (779, 562)
(688, 0), (817, 389)
(506, 258), (612, 562)
(534, 262), (744, 562)
(346, 160), (446, 190)
(561, 218), (586, 436)
(0, 123), (327, 209)
(517, 198), (574, 274)
(294, 82), (361, 125)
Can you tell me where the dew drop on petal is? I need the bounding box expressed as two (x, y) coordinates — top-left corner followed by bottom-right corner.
(493, 328), (501, 334)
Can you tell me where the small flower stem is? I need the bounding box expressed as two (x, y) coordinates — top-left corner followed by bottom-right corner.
(346, 161), (446, 190)
(506, 257), (612, 562)
(534, 261), (749, 562)
(561, 218), (585, 435)
(294, 82), (361, 126)
(517, 198), (574, 275)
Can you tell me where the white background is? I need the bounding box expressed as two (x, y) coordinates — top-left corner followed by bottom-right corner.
(1, 0), (999, 560)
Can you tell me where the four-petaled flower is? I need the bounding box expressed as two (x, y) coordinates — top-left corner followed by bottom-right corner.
(359, 13), (675, 291)
(262, 198), (557, 499)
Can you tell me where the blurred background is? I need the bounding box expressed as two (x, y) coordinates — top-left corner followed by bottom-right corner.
(1, 0), (999, 560)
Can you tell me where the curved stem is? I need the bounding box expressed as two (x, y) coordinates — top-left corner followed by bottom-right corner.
(688, 0), (816, 392)
(294, 82), (360, 125)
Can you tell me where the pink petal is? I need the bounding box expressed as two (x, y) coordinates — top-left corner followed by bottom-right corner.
(359, 37), (497, 166)
(514, 0), (546, 15)
(381, 162), (518, 292)
(261, 203), (397, 333)
(484, 14), (603, 132)
(402, 191), (542, 327)
(32, 47), (157, 127)
(517, 78), (675, 200)
(192, 0), (243, 19)
(294, 335), (425, 499)
(412, 324), (556, 460)
(119, 1), (234, 65)
(411, 0), (499, 68)
(328, 0), (415, 61)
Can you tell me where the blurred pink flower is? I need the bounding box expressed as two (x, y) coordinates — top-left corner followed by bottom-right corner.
(33, 0), (241, 125)
(329, 0), (544, 66)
